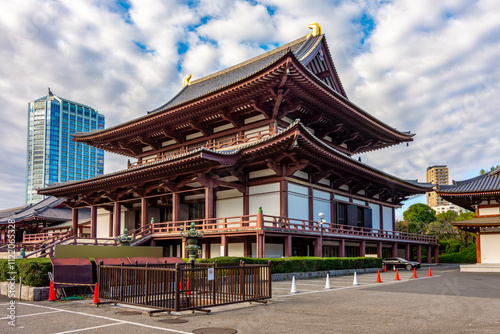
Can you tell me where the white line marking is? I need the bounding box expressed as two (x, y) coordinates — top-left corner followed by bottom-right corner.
(0, 310), (63, 320)
(18, 303), (192, 334)
(272, 287), (316, 292)
(53, 322), (124, 334)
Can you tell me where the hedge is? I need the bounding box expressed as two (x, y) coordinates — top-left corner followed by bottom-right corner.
(0, 258), (52, 287)
(439, 244), (476, 263)
(198, 256), (383, 273)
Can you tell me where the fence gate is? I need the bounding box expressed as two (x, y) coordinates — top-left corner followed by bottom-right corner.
(97, 261), (272, 314)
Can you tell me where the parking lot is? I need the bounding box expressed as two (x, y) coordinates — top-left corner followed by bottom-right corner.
(1, 264), (500, 333)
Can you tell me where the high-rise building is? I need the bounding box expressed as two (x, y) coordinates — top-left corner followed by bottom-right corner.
(426, 165), (449, 207)
(26, 89), (104, 204)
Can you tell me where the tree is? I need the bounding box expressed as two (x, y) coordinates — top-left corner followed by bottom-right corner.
(401, 203), (436, 234)
(479, 165), (500, 175)
(427, 210), (458, 242)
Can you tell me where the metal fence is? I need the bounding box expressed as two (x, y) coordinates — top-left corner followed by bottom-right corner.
(97, 261), (271, 314)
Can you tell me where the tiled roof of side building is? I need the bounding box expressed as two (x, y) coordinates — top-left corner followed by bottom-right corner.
(437, 168), (500, 193)
(149, 34), (323, 113)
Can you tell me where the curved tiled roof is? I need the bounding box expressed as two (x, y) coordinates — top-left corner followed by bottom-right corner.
(437, 168), (500, 194)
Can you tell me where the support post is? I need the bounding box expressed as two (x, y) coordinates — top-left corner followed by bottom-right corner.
(434, 245), (439, 264)
(392, 242), (398, 258)
(221, 234), (228, 257)
(90, 206), (97, 238)
(427, 245), (432, 263)
(405, 244), (410, 261)
(205, 186), (214, 220)
(113, 202), (121, 237)
(417, 244), (422, 263)
(339, 238), (345, 257)
(71, 208), (78, 236)
(141, 197), (148, 227)
(172, 192), (180, 222)
(257, 232), (265, 258)
(284, 235), (292, 257)
(377, 242), (382, 258)
(315, 237), (322, 257)
(476, 232), (481, 264)
(280, 180), (288, 218)
(109, 211), (113, 237)
(360, 240), (366, 257)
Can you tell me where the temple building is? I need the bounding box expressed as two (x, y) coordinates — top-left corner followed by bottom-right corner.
(437, 168), (500, 272)
(38, 24), (437, 261)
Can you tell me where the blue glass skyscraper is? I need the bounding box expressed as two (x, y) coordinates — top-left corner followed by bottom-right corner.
(26, 89), (105, 204)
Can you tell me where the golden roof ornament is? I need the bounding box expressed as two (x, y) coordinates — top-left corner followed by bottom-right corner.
(307, 22), (321, 38)
(183, 74), (192, 87)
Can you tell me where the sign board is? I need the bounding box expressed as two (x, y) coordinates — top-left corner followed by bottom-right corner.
(207, 267), (214, 281)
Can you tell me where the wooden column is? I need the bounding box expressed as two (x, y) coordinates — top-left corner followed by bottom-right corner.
(434, 245), (439, 264)
(339, 238), (345, 257)
(476, 232), (481, 263)
(71, 208), (78, 236)
(427, 245), (432, 263)
(280, 180), (288, 218)
(221, 234), (228, 257)
(417, 244), (422, 263)
(256, 232), (265, 258)
(330, 193), (335, 225)
(205, 186), (214, 220)
(405, 244), (410, 260)
(108, 211), (113, 237)
(90, 206), (97, 238)
(113, 202), (121, 237)
(315, 237), (322, 257)
(243, 185), (249, 216)
(141, 197), (148, 227)
(284, 235), (292, 257)
(172, 192), (180, 222)
(392, 242), (398, 257)
(377, 242), (383, 258)
(308, 187), (314, 222)
(360, 240), (366, 257)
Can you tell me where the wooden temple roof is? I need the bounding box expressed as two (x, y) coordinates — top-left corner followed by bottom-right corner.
(72, 32), (414, 156)
(436, 168), (500, 211)
(40, 120), (431, 205)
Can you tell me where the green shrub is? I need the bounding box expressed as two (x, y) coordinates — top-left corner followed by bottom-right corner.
(198, 256), (382, 273)
(0, 258), (52, 287)
(439, 244), (476, 263)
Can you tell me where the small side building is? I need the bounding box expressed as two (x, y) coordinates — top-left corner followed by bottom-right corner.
(437, 168), (500, 272)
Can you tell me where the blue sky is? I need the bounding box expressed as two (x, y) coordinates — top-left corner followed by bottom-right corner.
(0, 0), (499, 211)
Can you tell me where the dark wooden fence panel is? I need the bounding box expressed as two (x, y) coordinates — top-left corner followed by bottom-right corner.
(98, 262), (271, 312)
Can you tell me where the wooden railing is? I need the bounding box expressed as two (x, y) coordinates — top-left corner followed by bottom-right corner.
(23, 231), (70, 243)
(129, 128), (274, 168)
(98, 261), (271, 314)
(151, 214), (437, 243)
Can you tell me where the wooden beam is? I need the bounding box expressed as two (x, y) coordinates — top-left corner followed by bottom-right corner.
(285, 160), (308, 176)
(188, 121), (211, 137)
(219, 109), (242, 128)
(266, 159), (283, 176)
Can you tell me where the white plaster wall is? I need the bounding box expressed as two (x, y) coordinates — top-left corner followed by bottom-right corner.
(249, 169), (276, 179)
(480, 234), (500, 263)
(251, 243), (283, 258)
(334, 194), (350, 202)
(249, 183), (280, 216)
(369, 203), (381, 230)
(353, 199), (366, 206)
(216, 189), (243, 218)
(211, 243), (221, 257)
(313, 189), (331, 224)
(96, 208), (110, 238)
(479, 207), (500, 216)
(228, 243), (244, 257)
(382, 206), (393, 231)
(288, 183), (309, 222)
(293, 171), (308, 179)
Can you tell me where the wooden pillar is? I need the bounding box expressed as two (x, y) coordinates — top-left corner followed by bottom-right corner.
(205, 186), (214, 220)
(90, 206), (97, 238)
(476, 232), (481, 263)
(141, 197), (148, 227)
(377, 242), (383, 258)
(243, 185), (249, 216)
(221, 234), (228, 257)
(360, 240), (366, 257)
(434, 245), (439, 264)
(417, 244), (422, 263)
(405, 244), (410, 260)
(392, 207), (396, 231)
(109, 211), (113, 237)
(315, 237), (322, 257)
(280, 180), (288, 218)
(284, 235), (292, 257)
(330, 193), (335, 225)
(392, 242), (398, 257)
(339, 238), (345, 257)
(172, 192), (180, 222)
(113, 202), (121, 237)
(308, 187), (314, 222)
(256, 231), (265, 258)
(427, 245), (432, 263)
(71, 208), (78, 236)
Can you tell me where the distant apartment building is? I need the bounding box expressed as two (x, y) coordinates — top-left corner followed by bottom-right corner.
(426, 165), (465, 214)
(26, 89), (105, 204)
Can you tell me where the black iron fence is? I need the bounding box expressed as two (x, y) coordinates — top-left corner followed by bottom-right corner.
(97, 261), (271, 314)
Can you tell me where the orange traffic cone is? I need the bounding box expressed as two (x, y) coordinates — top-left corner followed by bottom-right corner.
(394, 269), (400, 281)
(48, 281), (57, 301)
(383, 264), (387, 272)
(392, 265), (396, 271)
(412, 268), (418, 279)
(92, 283), (100, 304)
(376, 270), (382, 283)
(428, 267), (432, 277)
